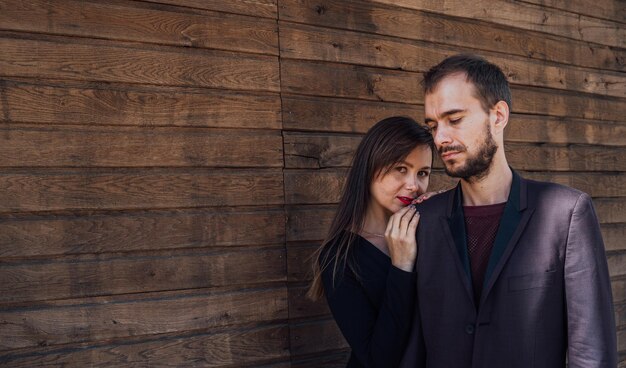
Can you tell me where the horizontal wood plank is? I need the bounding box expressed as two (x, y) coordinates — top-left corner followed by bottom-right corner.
(143, 0), (277, 18)
(290, 318), (347, 357)
(285, 132), (626, 172)
(281, 59), (422, 104)
(0, 79), (281, 129)
(281, 61), (626, 121)
(511, 87), (626, 122)
(0, 0), (278, 55)
(594, 198), (626, 224)
(287, 205), (335, 242)
(0, 246), (286, 303)
(0, 35), (279, 91)
(609, 252), (626, 278)
(0, 207), (285, 258)
(280, 22), (626, 98)
(282, 95), (626, 145)
(522, 172), (626, 198)
(370, 0), (626, 48)
(0, 168), (284, 212)
(287, 244), (319, 282)
(0, 286), (288, 351)
(288, 284), (330, 320)
(516, 0), (625, 24)
(505, 116), (626, 146)
(291, 351), (350, 368)
(0, 124), (283, 167)
(0, 324), (289, 367)
(282, 95), (420, 133)
(278, 0), (626, 72)
(603, 224), (626, 252)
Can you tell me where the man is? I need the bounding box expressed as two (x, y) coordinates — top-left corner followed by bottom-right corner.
(400, 54), (616, 367)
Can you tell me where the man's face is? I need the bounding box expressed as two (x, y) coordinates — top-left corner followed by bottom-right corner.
(424, 73), (498, 181)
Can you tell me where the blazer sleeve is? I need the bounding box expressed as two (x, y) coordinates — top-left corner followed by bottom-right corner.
(322, 262), (417, 368)
(564, 193), (617, 367)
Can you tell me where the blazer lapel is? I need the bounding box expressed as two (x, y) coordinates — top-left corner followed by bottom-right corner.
(480, 171), (535, 305)
(444, 184), (474, 302)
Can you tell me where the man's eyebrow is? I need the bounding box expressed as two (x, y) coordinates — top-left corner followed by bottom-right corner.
(424, 109), (466, 124)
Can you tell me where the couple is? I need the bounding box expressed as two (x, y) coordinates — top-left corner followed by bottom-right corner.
(308, 54), (617, 367)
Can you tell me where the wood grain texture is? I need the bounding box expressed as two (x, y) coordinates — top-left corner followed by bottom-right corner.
(608, 252), (626, 277)
(283, 95), (626, 145)
(0, 324), (289, 367)
(516, 0), (625, 23)
(0, 168), (284, 212)
(370, 0), (626, 48)
(278, 0), (626, 72)
(0, 79), (282, 129)
(603, 224), (626, 252)
(297, 354), (351, 368)
(280, 22), (626, 98)
(282, 94), (420, 133)
(522, 172), (626, 198)
(286, 243), (318, 282)
(594, 198), (626, 224)
(0, 246), (286, 303)
(287, 205), (335, 242)
(0, 286), (288, 351)
(512, 87), (626, 122)
(143, 0), (277, 18)
(505, 116), (626, 146)
(0, 207), (285, 258)
(291, 351), (350, 368)
(0, 124), (283, 168)
(289, 318), (347, 357)
(281, 60), (626, 121)
(0, 0), (279, 55)
(281, 59), (422, 104)
(0, 35), (279, 91)
(288, 283), (330, 320)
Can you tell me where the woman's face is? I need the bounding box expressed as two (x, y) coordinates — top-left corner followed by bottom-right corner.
(369, 145), (433, 217)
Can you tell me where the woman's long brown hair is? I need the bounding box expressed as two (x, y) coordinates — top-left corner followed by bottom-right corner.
(307, 116), (434, 300)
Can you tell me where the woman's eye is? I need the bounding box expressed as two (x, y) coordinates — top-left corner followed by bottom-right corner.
(418, 171), (430, 177)
(450, 117), (462, 124)
(396, 167), (407, 173)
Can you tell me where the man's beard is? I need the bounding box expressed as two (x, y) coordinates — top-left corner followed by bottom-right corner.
(440, 122), (498, 182)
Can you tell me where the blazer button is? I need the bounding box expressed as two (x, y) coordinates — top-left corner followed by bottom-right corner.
(465, 324), (475, 335)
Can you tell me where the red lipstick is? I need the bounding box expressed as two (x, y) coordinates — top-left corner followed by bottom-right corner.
(397, 196), (414, 205)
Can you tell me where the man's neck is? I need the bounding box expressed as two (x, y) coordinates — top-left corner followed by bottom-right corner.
(460, 159), (512, 206)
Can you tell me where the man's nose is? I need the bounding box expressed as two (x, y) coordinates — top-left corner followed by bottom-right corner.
(433, 125), (452, 146)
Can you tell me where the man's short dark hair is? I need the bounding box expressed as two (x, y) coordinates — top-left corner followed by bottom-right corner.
(423, 54), (512, 112)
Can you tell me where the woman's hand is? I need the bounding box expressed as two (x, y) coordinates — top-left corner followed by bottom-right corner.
(385, 205), (420, 272)
(411, 189), (447, 205)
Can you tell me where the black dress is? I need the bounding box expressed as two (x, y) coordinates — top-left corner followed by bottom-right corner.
(321, 234), (417, 368)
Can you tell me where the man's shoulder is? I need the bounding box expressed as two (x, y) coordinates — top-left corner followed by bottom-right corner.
(414, 189), (452, 215)
(523, 177), (588, 204)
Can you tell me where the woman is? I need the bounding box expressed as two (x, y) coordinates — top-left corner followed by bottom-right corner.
(307, 116), (435, 367)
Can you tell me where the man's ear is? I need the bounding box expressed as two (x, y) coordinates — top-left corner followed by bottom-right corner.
(491, 100), (510, 133)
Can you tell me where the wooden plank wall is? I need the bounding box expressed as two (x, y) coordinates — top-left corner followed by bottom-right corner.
(0, 0), (624, 366)
(0, 0), (290, 367)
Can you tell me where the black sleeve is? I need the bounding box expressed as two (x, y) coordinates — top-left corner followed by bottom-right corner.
(322, 261), (417, 368)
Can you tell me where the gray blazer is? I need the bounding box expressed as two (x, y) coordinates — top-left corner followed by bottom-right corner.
(400, 171), (616, 368)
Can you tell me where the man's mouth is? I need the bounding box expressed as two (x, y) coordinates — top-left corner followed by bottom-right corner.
(441, 151), (459, 160)
(397, 196), (414, 205)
